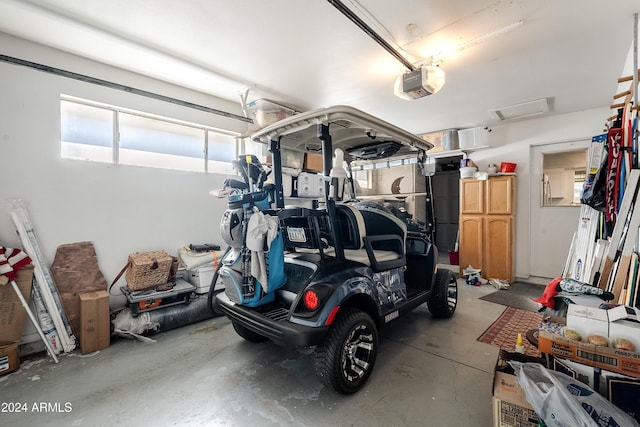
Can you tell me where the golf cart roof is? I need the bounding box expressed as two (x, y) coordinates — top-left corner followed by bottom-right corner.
(251, 105), (433, 161)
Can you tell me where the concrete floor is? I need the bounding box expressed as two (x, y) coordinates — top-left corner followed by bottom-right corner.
(0, 274), (507, 427)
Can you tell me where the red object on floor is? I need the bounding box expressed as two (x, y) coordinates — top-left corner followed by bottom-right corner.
(532, 277), (562, 309)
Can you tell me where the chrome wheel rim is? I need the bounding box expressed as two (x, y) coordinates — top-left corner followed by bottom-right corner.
(341, 324), (375, 382)
(447, 276), (458, 312)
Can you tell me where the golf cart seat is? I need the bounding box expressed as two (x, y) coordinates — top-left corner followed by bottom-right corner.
(335, 204), (406, 272)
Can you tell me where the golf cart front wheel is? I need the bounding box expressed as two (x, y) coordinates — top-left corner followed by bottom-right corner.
(427, 269), (458, 318)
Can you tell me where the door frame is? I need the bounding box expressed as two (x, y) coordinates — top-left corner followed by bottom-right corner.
(529, 138), (591, 280)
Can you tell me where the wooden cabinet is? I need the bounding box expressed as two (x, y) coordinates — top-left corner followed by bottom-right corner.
(459, 216), (483, 268)
(459, 176), (515, 283)
(460, 179), (484, 214)
(486, 177), (514, 215)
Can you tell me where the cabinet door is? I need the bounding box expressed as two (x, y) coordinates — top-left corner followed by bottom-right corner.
(484, 216), (513, 282)
(486, 176), (514, 215)
(460, 179), (484, 214)
(459, 216), (484, 270)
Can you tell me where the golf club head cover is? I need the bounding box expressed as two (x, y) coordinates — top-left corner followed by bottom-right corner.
(559, 278), (607, 296)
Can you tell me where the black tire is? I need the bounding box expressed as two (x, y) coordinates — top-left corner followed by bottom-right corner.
(231, 320), (268, 343)
(313, 308), (378, 394)
(427, 269), (458, 318)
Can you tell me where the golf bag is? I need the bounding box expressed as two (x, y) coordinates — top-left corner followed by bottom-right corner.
(219, 157), (286, 307)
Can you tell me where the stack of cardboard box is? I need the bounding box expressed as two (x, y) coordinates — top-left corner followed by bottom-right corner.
(0, 265), (34, 375)
(537, 304), (640, 423)
(492, 350), (545, 427)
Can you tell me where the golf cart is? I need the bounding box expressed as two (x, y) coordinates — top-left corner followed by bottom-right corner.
(212, 105), (458, 394)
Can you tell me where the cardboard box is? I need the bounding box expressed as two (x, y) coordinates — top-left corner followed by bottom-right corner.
(608, 318), (640, 353)
(551, 357), (599, 390)
(566, 304), (627, 344)
(538, 330), (640, 378)
(0, 265), (34, 343)
(79, 290), (110, 354)
(604, 373), (640, 423)
(492, 350), (544, 427)
(303, 153), (323, 172)
(566, 303), (640, 352)
(0, 341), (20, 375)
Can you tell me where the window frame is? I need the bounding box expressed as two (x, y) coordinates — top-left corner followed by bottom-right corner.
(60, 95), (241, 174)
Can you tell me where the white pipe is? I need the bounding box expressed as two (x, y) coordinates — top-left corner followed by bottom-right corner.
(9, 207), (76, 352)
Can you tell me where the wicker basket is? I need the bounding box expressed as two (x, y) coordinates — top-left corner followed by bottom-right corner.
(125, 250), (173, 291)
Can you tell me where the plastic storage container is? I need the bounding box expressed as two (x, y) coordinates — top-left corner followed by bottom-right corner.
(499, 162), (517, 173)
(458, 127), (490, 150)
(441, 129), (459, 151)
(246, 98), (296, 129)
(459, 167), (477, 179)
(188, 265), (216, 294)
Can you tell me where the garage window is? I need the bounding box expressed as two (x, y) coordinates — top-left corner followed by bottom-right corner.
(60, 97), (238, 174)
(60, 100), (114, 163)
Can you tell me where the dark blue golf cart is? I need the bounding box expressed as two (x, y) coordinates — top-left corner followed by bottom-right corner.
(212, 105), (458, 394)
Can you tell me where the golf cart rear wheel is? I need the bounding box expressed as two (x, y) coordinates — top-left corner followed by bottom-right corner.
(231, 320), (268, 343)
(427, 269), (458, 318)
(313, 307), (378, 394)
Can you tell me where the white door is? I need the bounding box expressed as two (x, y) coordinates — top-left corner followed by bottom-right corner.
(530, 139), (591, 279)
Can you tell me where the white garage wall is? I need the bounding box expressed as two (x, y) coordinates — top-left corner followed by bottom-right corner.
(0, 34), (247, 308)
(465, 107), (610, 280)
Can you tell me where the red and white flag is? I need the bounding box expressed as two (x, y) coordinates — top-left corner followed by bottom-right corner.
(0, 246), (32, 280)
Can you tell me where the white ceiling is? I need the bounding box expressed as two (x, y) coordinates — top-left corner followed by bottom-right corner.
(1, 0), (638, 135)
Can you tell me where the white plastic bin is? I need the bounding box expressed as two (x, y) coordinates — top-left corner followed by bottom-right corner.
(458, 127), (490, 150)
(188, 265), (216, 294)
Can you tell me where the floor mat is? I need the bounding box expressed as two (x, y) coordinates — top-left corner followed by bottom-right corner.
(477, 306), (543, 356)
(479, 282), (545, 312)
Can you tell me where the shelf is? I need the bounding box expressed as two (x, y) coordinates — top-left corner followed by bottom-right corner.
(427, 146), (490, 159)
(427, 149), (465, 159)
(462, 145), (490, 152)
